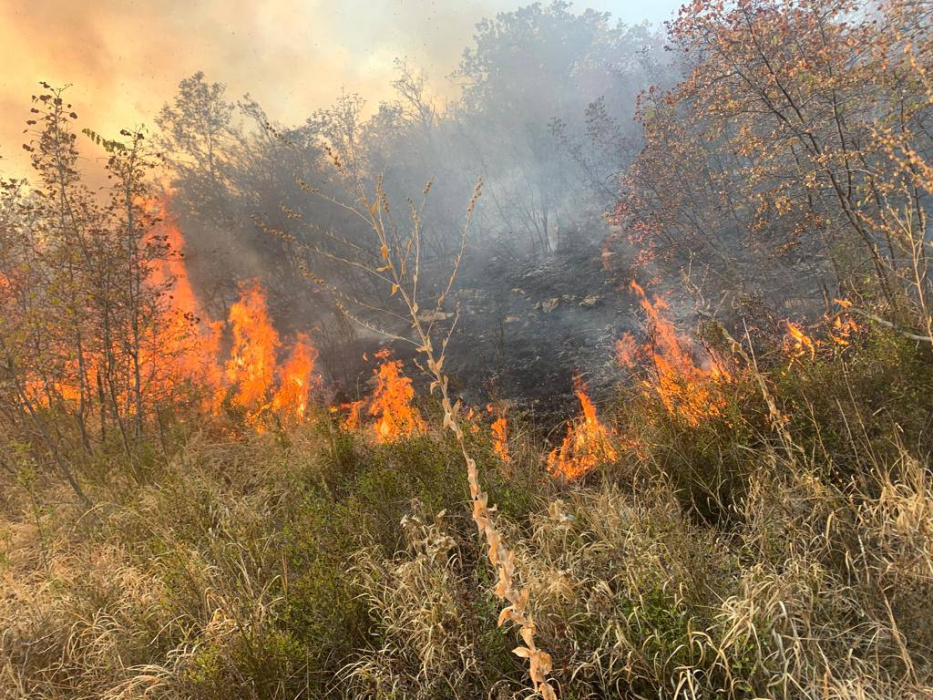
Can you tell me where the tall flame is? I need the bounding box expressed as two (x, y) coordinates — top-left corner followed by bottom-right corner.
(621, 281), (730, 426)
(224, 279), (280, 425)
(368, 349), (425, 442)
(344, 350), (425, 442)
(16, 197), (321, 430)
(271, 333), (319, 423)
(145, 197), (223, 396)
(547, 377), (618, 480)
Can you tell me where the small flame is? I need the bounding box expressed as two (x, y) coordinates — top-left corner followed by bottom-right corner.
(615, 331), (639, 368)
(785, 321), (816, 359)
(547, 377), (618, 480)
(829, 302), (859, 347)
(487, 404), (510, 464)
(783, 302), (860, 358)
(466, 407), (481, 434)
(341, 399), (365, 432)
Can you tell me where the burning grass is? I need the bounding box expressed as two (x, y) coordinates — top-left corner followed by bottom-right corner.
(618, 280), (732, 426)
(3, 329), (933, 700)
(546, 376), (619, 480)
(2, 204), (933, 698)
(340, 350), (426, 443)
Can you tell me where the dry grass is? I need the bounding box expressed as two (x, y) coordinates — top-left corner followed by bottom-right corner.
(1, 338), (932, 699)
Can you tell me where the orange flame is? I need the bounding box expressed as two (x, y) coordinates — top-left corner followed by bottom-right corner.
(829, 301), (859, 346)
(624, 281), (730, 426)
(16, 196), (321, 429)
(216, 280), (322, 429)
(547, 377), (618, 480)
(144, 197), (223, 397)
(487, 404), (511, 464)
(784, 321), (816, 360)
(783, 303), (860, 358)
(224, 279), (280, 426)
(271, 333), (319, 423)
(341, 399), (365, 432)
(346, 349), (425, 442)
(466, 407), (481, 434)
(491, 417), (510, 462)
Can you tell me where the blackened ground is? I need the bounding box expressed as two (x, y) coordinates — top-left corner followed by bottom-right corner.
(311, 239), (637, 432)
(445, 241), (636, 426)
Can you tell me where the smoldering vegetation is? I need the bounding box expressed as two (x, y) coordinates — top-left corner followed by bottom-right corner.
(2, 0), (933, 698)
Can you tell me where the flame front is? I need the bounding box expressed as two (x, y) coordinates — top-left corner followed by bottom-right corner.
(271, 333), (319, 423)
(224, 280), (281, 426)
(547, 377), (618, 480)
(144, 196), (223, 396)
(16, 196), (321, 431)
(148, 200), (322, 428)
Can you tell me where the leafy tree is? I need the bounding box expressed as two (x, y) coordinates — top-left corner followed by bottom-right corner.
(614, 0), (933, 330)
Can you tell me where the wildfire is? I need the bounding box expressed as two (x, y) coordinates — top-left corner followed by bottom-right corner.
(224, 280), (280, 424)
(219, 280), (324, 430)
(783, 301), (861, 360)
(342, 399), (365, 432)
(621, 281), (730, 426)
(149, 197), (322, 428)
(487, 404), (510, 464)
(144, 196), (223, 395)
(346, 349), (425, 442)
(14, 196), (322, 430)
(785, 321), (816, 359)
(547, 377), (618, 480)
(271, 333), (320, 423)
(829, 301), (860, 346)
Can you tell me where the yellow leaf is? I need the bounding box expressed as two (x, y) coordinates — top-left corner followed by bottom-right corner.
(497, 606), (513, 627)
(536, 651), (552, 675)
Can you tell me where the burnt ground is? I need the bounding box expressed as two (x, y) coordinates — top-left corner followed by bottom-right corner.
(310, 238), (639, 431)
(444, 240), (637, 425)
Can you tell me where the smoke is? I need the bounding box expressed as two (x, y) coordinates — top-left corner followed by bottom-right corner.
(0, 0), (683, 421)
(0, 0), (680, 180)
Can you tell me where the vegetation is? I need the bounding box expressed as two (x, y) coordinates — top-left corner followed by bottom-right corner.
(2, 325), (932, 698)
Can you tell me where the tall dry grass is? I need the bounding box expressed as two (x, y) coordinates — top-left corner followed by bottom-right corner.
(1, 329), (932, 699)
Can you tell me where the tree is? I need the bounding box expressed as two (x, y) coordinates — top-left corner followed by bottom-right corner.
(156, 71), (236, 209)
(613, 0), (933, 330)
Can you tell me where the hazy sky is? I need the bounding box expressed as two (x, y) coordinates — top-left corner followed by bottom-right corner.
(0, 0), (682, 179)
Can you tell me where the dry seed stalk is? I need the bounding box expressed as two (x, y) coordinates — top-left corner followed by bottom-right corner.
(304, 175), (556, 699)
(376, 179), (556, 700)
